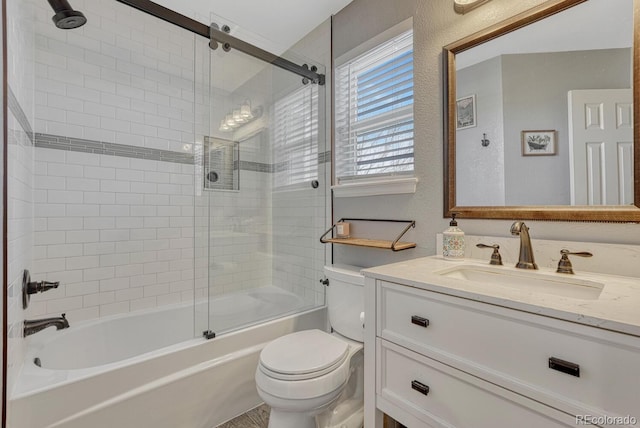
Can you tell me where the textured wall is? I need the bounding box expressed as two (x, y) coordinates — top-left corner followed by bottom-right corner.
(331, 0), (640, 269)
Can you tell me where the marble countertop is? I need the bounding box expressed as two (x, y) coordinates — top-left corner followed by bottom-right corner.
(362, 256), (640, 337)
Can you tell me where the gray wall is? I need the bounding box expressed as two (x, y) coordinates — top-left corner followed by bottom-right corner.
(331, 0), (640, 268)
(502, 48), (631, 205)
(456, 56), (505, 206)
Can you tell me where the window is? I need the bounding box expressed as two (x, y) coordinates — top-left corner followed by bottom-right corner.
(273, 84), (319, 189)
(335, 29), (414, 184)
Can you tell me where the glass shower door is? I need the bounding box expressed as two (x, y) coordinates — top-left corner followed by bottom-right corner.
(203, 36), (327, 336)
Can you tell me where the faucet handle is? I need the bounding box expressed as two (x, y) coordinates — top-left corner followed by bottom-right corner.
(476, 243), (503, 265)
(557, 249), (593, 274)
(27, 280), (60, 294)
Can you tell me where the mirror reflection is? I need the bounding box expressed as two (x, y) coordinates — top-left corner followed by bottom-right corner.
(454, 0), (633, 207)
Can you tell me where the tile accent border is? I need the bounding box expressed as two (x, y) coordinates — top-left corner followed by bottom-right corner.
(34, 133), (331, 170)
(35, 133), (194, 164)
(8, 86), (34, 144)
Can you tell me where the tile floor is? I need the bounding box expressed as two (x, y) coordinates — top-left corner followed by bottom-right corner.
(216, 404), (270, 428)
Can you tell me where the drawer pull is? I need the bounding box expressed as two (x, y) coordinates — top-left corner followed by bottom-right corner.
(411, 380), (430, 396)
(411, 315), (429, 328)
(549, 357), (580, 377)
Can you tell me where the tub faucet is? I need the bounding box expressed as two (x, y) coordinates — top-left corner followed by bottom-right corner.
(510, 221), (538, 270)
(23, 313), (69, 337)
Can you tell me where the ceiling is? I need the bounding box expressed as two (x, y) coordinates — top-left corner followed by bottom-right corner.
(457, 0), (633, 69)
(152, 0), (353, 54)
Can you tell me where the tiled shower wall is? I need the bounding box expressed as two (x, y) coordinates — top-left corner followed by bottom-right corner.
(28, 0), (329, 323)
(28, 0), (206, 322)
(7, 0), (35, 398)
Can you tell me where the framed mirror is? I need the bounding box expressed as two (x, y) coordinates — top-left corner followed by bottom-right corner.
(444, 0), (640, 221)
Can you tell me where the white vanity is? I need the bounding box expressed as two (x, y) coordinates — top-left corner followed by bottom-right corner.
(362, 255), (640, 427)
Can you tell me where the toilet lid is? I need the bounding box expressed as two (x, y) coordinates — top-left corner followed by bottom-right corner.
(260, 330), (349, 377)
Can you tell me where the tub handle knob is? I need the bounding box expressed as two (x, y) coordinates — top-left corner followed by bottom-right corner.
(22, 269), (61, 309)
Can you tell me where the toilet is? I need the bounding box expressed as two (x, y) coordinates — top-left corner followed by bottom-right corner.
(255, 264), (365, 428)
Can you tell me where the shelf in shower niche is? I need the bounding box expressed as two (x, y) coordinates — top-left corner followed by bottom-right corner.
(322, 237), (416, 251)
(320, 218), (416, 252)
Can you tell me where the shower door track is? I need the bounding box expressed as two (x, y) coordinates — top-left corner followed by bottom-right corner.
(114, 0), (325, 85)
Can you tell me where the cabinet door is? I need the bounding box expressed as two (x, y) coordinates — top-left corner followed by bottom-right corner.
(377, 339), (575, 428)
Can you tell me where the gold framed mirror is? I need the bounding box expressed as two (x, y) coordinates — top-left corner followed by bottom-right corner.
(444, 0), (640, 221)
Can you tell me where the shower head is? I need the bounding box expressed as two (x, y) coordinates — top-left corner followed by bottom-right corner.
(47, 0), (86, 29)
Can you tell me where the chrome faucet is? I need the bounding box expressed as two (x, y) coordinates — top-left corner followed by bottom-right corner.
(510, 221), (538, 269)
(24, 313), (69, 337)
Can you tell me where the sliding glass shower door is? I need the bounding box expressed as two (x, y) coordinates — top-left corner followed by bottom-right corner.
(200, 37), (327, 336)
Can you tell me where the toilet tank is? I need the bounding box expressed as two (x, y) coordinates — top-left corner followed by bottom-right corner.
(324, 264), (365, 342)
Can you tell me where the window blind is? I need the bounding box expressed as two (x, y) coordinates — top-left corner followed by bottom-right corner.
(335, 29), (414, 182)
(273, 84), (319, 189)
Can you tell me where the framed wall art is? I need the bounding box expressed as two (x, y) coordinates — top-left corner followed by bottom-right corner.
(456, 94), (476, 130)
(521, 130), (557, 156)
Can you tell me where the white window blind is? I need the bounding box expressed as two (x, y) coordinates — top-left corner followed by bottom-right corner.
(273, 84), (319, 189)
(335, 29), (414, 183)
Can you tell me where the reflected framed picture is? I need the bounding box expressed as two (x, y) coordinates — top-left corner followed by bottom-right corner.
(521, 130), (557, 156)
(456, 94), (476, 130)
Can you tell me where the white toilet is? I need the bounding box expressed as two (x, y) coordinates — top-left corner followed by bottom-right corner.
(255, 264), (365, 428)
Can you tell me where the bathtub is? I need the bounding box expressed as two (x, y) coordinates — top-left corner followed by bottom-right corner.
(10, 287), (326, 428)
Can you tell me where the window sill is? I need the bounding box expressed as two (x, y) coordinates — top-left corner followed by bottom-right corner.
(332, 177), (418, 198)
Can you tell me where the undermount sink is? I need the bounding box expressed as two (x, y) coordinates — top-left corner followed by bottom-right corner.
(435, 265), (604, 300)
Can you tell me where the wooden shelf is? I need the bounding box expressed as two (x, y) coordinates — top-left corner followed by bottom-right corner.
(323, 237), (416, 251)
(320, 218), (416, 252)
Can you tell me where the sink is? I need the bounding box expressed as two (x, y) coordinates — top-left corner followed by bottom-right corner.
(435, 265), (604, 300)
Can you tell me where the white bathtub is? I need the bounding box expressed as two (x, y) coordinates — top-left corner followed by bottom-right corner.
(10, 287), (326, 428)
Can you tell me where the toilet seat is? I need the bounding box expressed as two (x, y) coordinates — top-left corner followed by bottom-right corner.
(259, 330), (349, 381)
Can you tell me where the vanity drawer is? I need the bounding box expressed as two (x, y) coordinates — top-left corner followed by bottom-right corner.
(377, 339), (574, 428)
(378, 280), (640, 421)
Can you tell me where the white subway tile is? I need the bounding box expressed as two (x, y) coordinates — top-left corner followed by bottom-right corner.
(100, 155), (130, 169)
(65, 281), (100, 297)
(101, 180), (131, 193)
(65, 151), (101, 166)
(100, 301), (130, 317)
(67, 178), (100, 192)
(116, 264), (143, 278)
(47, 244), (83, 258)
(66, 205), (100, 217)
(129, 297), (157, 312)
(99, 229), (130, 242)
(34, 231), (66, 245)
(84, 217), (116, 230)
(115, 240), (144, 253)
(115, 193), (143, 205)
(84, 267), (115, 281)
(143, 283), (169, 297)
(46, 296), (84, 313)
(66, 256), (100, 270)
(85, 166), (116, 180)
(100, 277), (130, 292)
(130, 273), (157, 287)
(47, 164), (84, 178)
(83, 242), (116, 255)
(66, 230), (100, 244)
(48, 217), (82, 231)
(115, 288), (143, 302)
(115, 217), (143, 229)
(35, 176), (65, 190)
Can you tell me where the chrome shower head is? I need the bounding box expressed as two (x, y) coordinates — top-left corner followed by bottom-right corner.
(47, 0), (86, 29)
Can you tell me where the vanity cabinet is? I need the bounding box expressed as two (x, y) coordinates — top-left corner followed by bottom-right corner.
(365, 278), (640, 428)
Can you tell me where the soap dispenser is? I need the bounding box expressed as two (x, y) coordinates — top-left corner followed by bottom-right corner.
(443, 213), (465, 260)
